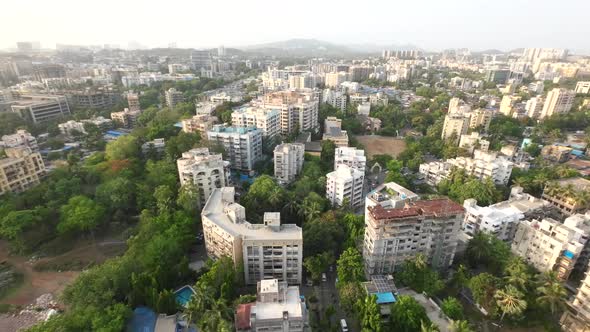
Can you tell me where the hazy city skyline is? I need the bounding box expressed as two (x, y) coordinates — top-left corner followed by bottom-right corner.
(2, 0), (590, 52)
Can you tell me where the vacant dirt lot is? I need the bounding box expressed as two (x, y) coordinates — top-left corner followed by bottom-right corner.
(356, 135), (407, 158)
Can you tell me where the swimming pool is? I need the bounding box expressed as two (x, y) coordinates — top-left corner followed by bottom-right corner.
(174, 285), (196, 307)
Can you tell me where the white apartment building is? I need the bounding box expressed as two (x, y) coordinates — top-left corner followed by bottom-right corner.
(462, 186), (547, 242)
(261, 91), (319, 135)
(469, 108), (493, 131)
(202, 187), (303, 285)
(575, 81), (590, 94)
(326, 164), (364, 208)
(512, 213), (590, 281)
(419, 161), (452, 187)
(363, 198), (465, 275)
(459, 132), (490, 152)
(528, 81), (545, 95)
(365, 182), (419, 214)
(207, 125), (263, 171)
(181, 114), (218, 137)
(419, 150), (514, 186)
(526, 97), (545, 119)
(334, 146), (366, 173)
(325, 72), (349, 88)
(274, 143), (305, 185)
(232, 107), (281, 138)
(177, 148), (230, 208)
(235, 279), (308, 332)
(0, 130), (38, 152)
(58, 117), (113, 137)
(127, 92), (140, 112)
(357, 102), (371, 116)
(11, 94), (71, 124)
(0, 148), (46, 195)
(165, 88), (185, 109)
(540, 88), (575, 119)
(561, 266), (590, 332)
(322, 89), (347, 111)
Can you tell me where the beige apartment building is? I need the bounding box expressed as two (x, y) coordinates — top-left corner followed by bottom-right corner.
(512, 213), (590, 281)
(540, 88), (575, 119)
(201, 187), (303, 285)
(181, 114), (219, 137)
(261, 91), (319, 135)
(111, 108), (142, 128)
(0, 147), (46, 195)
(363, 198), (465, 275)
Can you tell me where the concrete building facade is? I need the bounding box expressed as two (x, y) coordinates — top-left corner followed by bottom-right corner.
(326, 164), (364, 208)
(0, 148), (46, 195)
(207, 125), (263, 171)
(273, 143), (305, 185)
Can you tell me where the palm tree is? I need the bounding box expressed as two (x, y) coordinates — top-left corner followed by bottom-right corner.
(267, 187), (284, 208)
(537, 273), (567, 315)
(504, 257), (530, 290)
(449, 320), (474, 332)
(466, 232), (491, 263)
(421, 320), (440, 332)
(495, 285), (527, 321)
(302, 200), (321, 222)
(414, 253), (428, 270)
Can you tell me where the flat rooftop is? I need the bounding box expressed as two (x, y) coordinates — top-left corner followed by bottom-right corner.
(369, 198), (464, 220)
(252, 286), (303, 321)
(202, 188), (302, 241)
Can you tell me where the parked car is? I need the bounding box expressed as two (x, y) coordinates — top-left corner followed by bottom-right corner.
(322, 273), (327, 282)
(340, 319), (348, 332)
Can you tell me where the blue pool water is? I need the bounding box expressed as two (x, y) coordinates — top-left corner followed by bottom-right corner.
(175, 286), (195, 307)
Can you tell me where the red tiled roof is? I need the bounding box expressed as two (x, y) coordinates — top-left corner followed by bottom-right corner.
(236, 303), (254, 330)
(369, 198), (464, 220)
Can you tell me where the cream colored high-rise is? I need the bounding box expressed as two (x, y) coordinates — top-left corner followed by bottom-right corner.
(540, 88), (575, 119)
(201, 187), (303, 285)
(273, 143), (305, 184)
(0, 147), (46, 195)
(261, 91), (319, 135)
(441, 113), (470, 140)
(181, 114), (218, 137)
(177, 148), (230, 209)
(499, 95), (520, 116)
(526, 97), (544, 119)
(231, 107), (281, 138)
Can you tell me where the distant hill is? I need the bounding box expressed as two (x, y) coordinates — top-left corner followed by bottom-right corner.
(239, 38), (421, 57)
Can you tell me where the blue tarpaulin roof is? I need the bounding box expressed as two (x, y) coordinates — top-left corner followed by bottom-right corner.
(564, 250), (575, 259)
(375, 292), (396, 304)
(127, 306), (156, 332)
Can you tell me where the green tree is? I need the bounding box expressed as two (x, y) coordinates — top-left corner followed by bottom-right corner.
(389, 295), (430, 332)
(177, 184), (200, 214)
(536, 271), (567, 315)
(441, 297), (464, 320)
(95, 177), (135, 212)
(303, 252), (333, 283)
(320, 140), (337, 171)
(397, 254), (444, 296)
(421, 321), (440, 332)
(105, 135), (140, 160)
(359, 295), (382, 332)
(449, 320), (474, 332)
(336, 247), (365, 284)
(58, 195), (106, 235)
(338, 282), (364, 314)
(495, 285), (527, 321)
(504, 256), (530, 290)
(468, 273), (501, 312)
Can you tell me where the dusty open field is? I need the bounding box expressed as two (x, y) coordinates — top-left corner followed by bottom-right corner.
(355, 135), (407, 159)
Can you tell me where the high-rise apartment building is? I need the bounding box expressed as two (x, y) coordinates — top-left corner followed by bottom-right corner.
(323, 116), (349, 147)
(177, 148), (230, 208)
(0, 148), (46, 195)
(165, 88), (185, 109)
(181, 114), (219, 137)
(334, 147), (366, 172)
(326, 164), (364, 208)
(325, 72), (349, 88)
(127, 92), (140, 112)
(363, 198), (464, 275)
(232, 107), (281, 138)
(526, 97), (545, 119)
(441, 113), (470, 140)
(261, 91), (319, 135)
(207, 125), (263, 171)
(499, 95), (521, 116)
(540, 88), (575, 119)
(512, 213), (590, 281)
(10, 94), (70, 124)
(274, 143), (305, 185)
(202, 187), (303, 285)
(469, 108), (493, 131)
(0, 130), (38, 152)
(322, 89), (347, 112)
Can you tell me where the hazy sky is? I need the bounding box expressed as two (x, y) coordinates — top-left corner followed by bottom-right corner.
(1, 0), (589, 52)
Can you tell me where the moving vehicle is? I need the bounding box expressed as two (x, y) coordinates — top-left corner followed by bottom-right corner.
(322, 273), (327, 282)
(340, 319), (348, 332)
